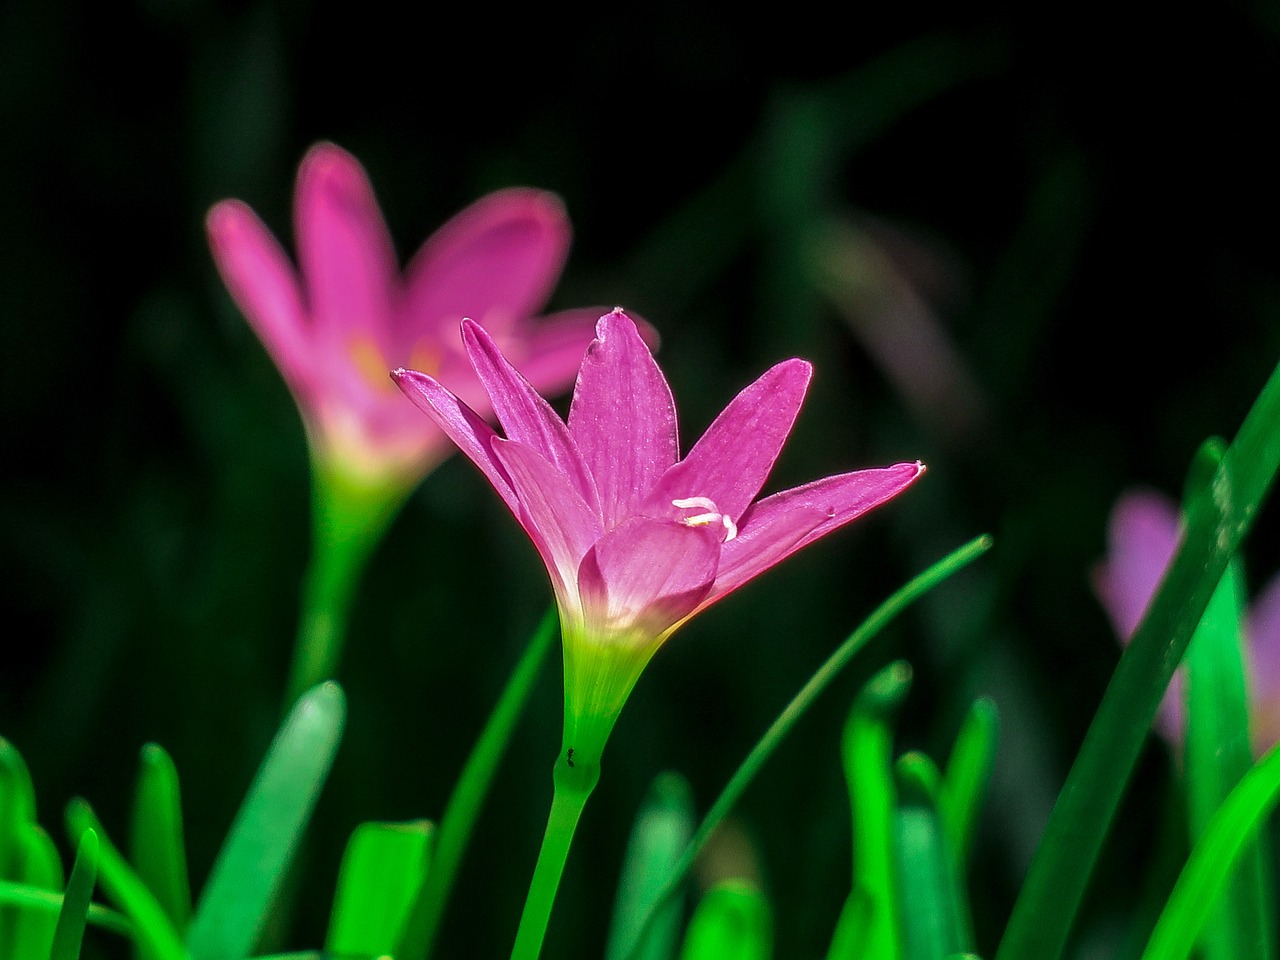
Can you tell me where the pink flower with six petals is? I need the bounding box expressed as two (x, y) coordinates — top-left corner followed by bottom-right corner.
(206, 141), (607, 489)
(394, 309), (924, 764)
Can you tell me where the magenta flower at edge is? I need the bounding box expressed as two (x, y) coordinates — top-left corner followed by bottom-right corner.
(393, 309), (924, 765)
(206, 141), (607, 489)
(1093, 488), (1280, 754)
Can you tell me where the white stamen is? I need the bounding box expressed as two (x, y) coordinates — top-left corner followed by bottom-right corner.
(672, 496), (738, 541)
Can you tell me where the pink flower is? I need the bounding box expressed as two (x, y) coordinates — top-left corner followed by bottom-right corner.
(393, 309), (924, 762)
(1093, 488), (1280, 753)
(206, 141), (607, 489)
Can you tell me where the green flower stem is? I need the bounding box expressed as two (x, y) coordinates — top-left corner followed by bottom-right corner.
(510, 754), (602, 960)
(285, 455), (411, 708)
(396, 609), (559, 960)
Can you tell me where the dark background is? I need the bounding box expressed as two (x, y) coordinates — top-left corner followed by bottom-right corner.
(5, 1), (1280, 957)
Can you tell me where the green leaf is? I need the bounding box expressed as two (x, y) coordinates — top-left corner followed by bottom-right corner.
(50, 829), (99, 960)
(186, 681), (346, 960)
(894, 755), (973, 960)
(1181, 439), (1274, 960)
(130, 744), (192, 935)
(65, 799), (186, 960)
(325, 820), (434, 958)
(679, 881), (772, 960)
(825, 886), (873, 960)
(939, 698), (998, 872)
(2, 741), (64, 960)
(832, 661), (912, 960)
(1141, 741), (1280, 960)
(623, 535), (993, 960)
(606, 772), (696, 960)
(994, 351), (1280, 960)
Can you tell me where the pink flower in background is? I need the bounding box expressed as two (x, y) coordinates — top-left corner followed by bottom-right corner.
(206, 141), (608, 488)
(394, 309), (924, 761)
(1093, 488), (1280, 753)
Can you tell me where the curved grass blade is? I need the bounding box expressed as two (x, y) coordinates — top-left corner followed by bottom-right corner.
(65, 800), (186, 960)
(624, 535), (993, 960)
(130, 744), (192, 935)
(825, 886), (873, 960)
(939, 698), (998, 872)
(833, 661), (913, 960)
(396, 608), (557, 960)
(2, 738), (62, 960)
(1140, 741), (1280, 960)
(0, 880), (131, 936)
(186, 681), (346, 960)
(51, 829), (99, 960)
(679, 881), (772, 960)
(325, 820), (433, 958)
(994, 354), (1280, 960)
(894, 754), (972, 960)
(605, 772), (696, 960)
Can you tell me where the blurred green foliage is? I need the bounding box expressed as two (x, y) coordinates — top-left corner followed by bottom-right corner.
(4, 2), (1280, 957)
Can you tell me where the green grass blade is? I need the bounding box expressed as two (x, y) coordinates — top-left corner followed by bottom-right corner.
(50, 829), (99, 960)
(6, 827), (65, 960)
(834, 661), (912, 960)
(994, 353), (1280, 960)
(1141, 742), (1280, 960)
(186, 681), (346, 960)
(624, 535), (993, 960)
(130, 744), (192, 934)
(395, 608), (557, 960)
(325, 820), (433, 958)
(65, 800), (186, 960)
(605, 772), (696, 960)
(678, 881), (772, 960)
(825, 886), (874, 960)
(0, 880), (131, 937)
(894, 754), (972, 960)
(939, 698), (999, 872)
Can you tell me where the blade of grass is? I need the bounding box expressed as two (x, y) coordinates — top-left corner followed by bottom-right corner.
(994, 354), (1280, 960)
(325, 820), (433, 958)
(51, 829), (99, 960)
(0, 880), (131, 937)
(939, 698), (999, 872)
(678, 881), (772, 960)
(1140, 741), (1280, 960)
(186, 681), (346, 960)
(130, 744), (192, 935)
(605, 772), (697, 960)
(624, 534), (993, 960)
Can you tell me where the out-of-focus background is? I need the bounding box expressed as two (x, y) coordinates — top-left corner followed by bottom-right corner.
(5, 3), (1280, 957)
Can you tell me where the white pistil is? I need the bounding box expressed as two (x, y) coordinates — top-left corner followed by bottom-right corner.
(672, 496), (738, 541)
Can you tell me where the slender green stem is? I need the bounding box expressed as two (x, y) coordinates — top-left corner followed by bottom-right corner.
(510, 757), (600, 960)
(395, 609), (559, 960)
(0, 881), (132, 937)
(284, 456), (410, 708)
(624, 534), (993, 960)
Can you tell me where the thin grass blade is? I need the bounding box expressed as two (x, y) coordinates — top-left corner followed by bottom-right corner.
(50, 829), (99, 960)
(130, 744), (192, 935)
(939, 698), (998, 872)
(325, 820), (434, 958)
(678, 881), (772, 960)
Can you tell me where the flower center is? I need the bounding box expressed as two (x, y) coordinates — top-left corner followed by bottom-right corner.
(671, 496), (737, 541)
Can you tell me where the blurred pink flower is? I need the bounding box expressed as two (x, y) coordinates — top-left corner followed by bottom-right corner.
(394, 309), (924, 761)
(1093, 488), (1280, 753)
(206, 141), (607, 488)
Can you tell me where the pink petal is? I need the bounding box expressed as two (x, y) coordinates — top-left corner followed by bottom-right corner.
(567, 310), (679, 530)
(504, 306), (616, 395)
(643, 359), (812, 524)
(205, 200), (313, 395)
(403, 187), (571, 344)
(295, 142), (400, 355)
(577, 516), (720, 642)
(461, 319), (599, 513)
(1248, 570), (1280, 714)
(705, 462), (925, 607)
(1092, 489), (1181, 641)
(491, 438), (605, 605)
(390, 369), (518, 514)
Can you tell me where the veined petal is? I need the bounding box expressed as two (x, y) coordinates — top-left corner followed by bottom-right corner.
(462, 318), (599, 512)
(492, 438), (604, 609)
(567, 309), (679, 530)
(205, 200), (312, 394)
(504, 306), (616, 394)
(644, 359), (812, 523)
(704, 462), (924, 607)
(295, 142), (400, 353)
(1093, 489), (1181, 641)
(578, 516), (719, 643)
(403, 188), (571, 344)
(391, 369), (518, 514)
